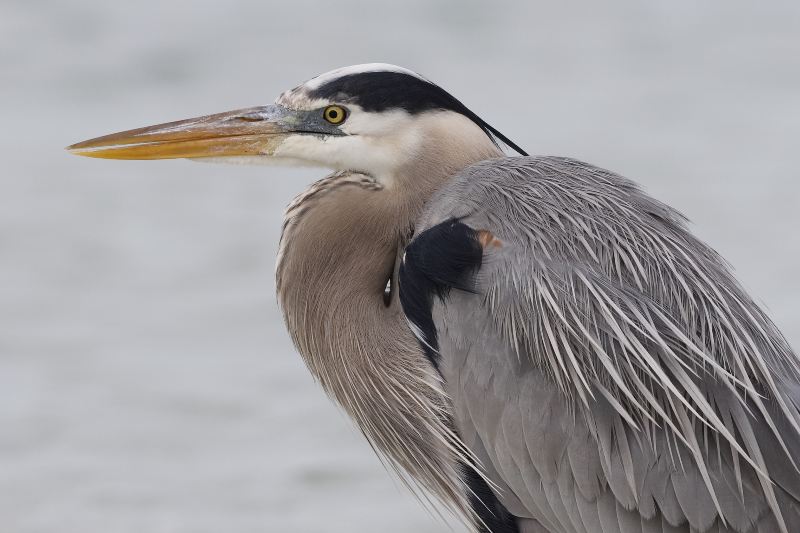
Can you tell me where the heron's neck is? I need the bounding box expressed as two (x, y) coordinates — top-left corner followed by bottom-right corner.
(275, 132), (501, 526)
(277, 122), (503, 383)
(277, 179), (415, 393)
(277, 178), (473, 519)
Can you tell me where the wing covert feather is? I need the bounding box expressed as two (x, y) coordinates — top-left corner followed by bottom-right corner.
(404, 156), (800, 532)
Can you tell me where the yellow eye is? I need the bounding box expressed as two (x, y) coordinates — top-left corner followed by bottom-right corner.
(323, 105), (347, 124)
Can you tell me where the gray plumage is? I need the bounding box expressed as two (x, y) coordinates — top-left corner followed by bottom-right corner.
(416, 156), (800, 532)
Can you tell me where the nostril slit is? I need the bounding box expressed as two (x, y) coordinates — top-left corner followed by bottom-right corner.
(235, 114), (264, 122)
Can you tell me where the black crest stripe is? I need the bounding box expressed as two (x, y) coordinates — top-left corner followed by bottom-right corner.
(309, 71), (527, 156)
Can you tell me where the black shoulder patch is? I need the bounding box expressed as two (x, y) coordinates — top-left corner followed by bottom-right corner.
(398, 219), (484, 371)
(401, 221), (518, 531)
(461, 462), (520, 533)
(308, 71), (528, 156)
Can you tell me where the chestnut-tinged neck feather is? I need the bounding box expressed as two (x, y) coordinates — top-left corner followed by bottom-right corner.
(276, 178), (474, 522)
(275, 121), (502, 528)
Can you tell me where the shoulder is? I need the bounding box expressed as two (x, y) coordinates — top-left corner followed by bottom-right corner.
(415, 155), (688, 242)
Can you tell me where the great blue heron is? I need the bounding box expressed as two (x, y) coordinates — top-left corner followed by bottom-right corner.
(68, 64), (800, 533)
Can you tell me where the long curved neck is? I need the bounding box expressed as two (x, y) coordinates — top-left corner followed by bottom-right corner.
(275, 126), (502, 526)
(278, 177), (474, 517)
(278, 180), (415, 396)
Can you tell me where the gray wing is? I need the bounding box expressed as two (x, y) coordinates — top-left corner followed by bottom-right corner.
(403, 156), (800, 533)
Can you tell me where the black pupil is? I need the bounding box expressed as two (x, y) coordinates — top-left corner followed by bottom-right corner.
(328, 109), (338, 119)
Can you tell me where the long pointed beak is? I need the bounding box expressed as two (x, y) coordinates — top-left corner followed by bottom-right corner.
(67, 105), (294, 160)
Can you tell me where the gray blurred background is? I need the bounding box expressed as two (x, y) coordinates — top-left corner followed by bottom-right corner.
(1, 1), (799, 532)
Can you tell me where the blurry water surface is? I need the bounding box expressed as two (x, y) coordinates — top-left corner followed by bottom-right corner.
(1, 1), (799, 532)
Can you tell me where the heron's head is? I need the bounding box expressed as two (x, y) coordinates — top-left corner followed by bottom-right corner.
(68, 63), (524, 181)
